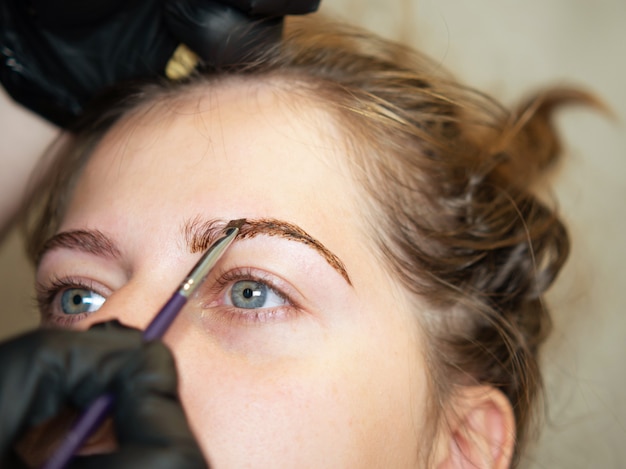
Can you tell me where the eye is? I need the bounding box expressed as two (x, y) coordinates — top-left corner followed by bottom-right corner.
(227, 280), (288, 309)
(35, 277), (109, 327)
(60, 288), (106, 315)
(205, 267), (299, 324)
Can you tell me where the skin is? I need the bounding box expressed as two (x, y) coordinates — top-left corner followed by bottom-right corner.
(35, 79), (434, 468)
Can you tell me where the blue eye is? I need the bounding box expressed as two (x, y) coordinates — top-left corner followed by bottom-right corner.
(229, 280), (286, 309)
(60, 288), (106, 315)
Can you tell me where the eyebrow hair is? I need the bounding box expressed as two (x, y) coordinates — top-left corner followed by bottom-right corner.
(37, 229), (121, 265)
(183, 217), (351, 284)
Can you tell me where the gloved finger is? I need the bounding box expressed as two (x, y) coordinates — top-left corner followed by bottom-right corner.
(0, 0), (175, 126)
(27, 0), (131, 29)
(67, 404), (207, 468)
(67, 340), (207, 469)
(1, 450), (29, 469)
(0, 321), (143, 459)
(69, 445), (207, 469)
(163, 0), (283, 68)
(225, 0), (321, 16)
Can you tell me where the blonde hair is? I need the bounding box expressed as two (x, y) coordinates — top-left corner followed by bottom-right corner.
(24, 15), (600, 466)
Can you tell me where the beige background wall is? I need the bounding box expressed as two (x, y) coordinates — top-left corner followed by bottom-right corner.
(1, 1), (624, 467)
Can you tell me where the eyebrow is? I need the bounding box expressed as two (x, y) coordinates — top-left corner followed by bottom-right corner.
(38, 218), (351, 284)
(183, 217), (351, 284)
(37, 229), (121, 264)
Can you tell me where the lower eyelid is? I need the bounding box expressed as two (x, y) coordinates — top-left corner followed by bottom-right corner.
(202, 304), (300, 326)
(40, 311), (91, 328)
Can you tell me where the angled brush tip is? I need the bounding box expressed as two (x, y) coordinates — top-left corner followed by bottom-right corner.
(225, 218), (246, 232)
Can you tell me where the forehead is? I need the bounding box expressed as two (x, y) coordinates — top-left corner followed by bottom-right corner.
(87, 79), (351, 180)
(63, 78), (366, 247)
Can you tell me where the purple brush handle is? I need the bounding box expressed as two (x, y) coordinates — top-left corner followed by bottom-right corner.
(143, 291), (187, 341)
(41, 292), (188, 469)
(40, 394), (113, 469)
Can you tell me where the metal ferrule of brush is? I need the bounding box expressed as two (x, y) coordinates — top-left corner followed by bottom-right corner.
(178, 225), (241, 299)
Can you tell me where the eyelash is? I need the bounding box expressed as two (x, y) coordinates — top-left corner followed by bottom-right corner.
(35, 268), (299, 328)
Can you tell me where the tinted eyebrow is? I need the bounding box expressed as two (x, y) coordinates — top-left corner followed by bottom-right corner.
(37, 229), (121, 265)
(183, 217), (352, 284)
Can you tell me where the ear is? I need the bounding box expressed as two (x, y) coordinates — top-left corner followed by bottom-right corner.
(433, 386), (516, 469)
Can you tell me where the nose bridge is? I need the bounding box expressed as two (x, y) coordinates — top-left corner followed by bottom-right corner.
(83, 279), (168, 331)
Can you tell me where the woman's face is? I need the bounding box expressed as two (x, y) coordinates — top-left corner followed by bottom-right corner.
(35, 81), (432, 467)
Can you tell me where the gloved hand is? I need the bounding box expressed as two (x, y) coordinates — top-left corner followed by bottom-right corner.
(0, 321), (207, 468)
(0, 0), (321, 127)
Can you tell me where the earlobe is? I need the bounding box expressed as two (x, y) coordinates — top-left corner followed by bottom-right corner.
(434, 386), (516, 469)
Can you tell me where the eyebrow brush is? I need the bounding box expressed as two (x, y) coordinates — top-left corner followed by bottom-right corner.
(41, 219), (245, 469)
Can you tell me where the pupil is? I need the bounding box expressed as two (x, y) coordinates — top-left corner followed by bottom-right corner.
(72, 295), (82, 305)
(243, 288), (253, 299)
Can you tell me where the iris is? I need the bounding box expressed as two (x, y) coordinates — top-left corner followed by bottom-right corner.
(60, 288), (105, 315)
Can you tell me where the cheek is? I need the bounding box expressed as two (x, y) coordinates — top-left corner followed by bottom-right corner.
(164, 315), (428, 468)
(168, 332), (362, 466)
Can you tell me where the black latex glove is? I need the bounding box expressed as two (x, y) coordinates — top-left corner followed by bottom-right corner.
(0, 0), (321, 127)
(0, 321), (208, 468)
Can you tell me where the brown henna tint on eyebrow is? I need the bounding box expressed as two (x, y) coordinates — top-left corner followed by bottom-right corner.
(183, 217), (351, 284)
